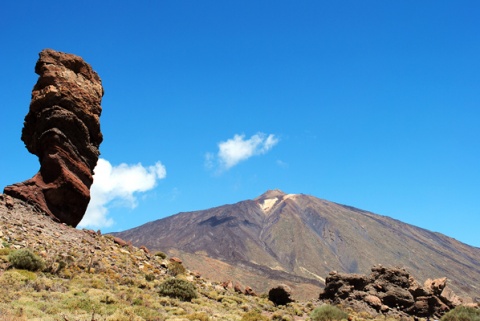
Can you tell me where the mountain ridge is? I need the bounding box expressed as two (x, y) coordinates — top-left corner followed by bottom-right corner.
(114, 190), (480, 301)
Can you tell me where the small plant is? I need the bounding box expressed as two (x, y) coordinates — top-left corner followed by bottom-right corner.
(145, 273), (155, 282)
(167, 261), (186, 276)
(132, 297), (143, 305)
(154, 251), (167, 259)
(441, 306), (480, 321)
(271, 312), (294, 321)
(310, 304), (348, 321)
(8, 248), (45, 271)
(158, 278), (198, 302)
(0, 248), (11, 256)
(241, 310), (270, 321)
(186, 312), (210, 321)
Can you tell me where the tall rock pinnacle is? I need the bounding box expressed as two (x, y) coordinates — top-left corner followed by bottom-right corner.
(4, 49), (103, 227)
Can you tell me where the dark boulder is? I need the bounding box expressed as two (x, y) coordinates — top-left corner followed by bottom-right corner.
(269, 284), (294, 306)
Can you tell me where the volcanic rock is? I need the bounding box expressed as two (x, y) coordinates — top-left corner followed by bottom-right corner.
(169, 257), (183, 264)
(269, 284), (294, 306)
(4, 49), (103, 227)
(424, 277), (447, 296)
(113, 237), (129, 247)
(319, 265), (465, 318)
(245, 286), (257, 296)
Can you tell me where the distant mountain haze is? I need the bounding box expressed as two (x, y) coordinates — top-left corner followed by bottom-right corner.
(114, 190), (480, 300)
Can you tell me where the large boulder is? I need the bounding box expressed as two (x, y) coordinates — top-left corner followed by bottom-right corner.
(268, 284), (294, 306)
(4, 49), (103, 227)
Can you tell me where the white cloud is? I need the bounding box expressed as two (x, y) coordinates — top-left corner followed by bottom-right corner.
(206, 132), (279, 172)
(78, 158), (166, 229)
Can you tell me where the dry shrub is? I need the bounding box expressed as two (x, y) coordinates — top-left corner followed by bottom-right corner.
(310, 304), (348, 321)
(441, 306), (480, 321)
(158, 278), (197, 302)
(167, 261), (186, 276)
(185, 312), (210, 321)
(106, 307), (144, 321)
(241, 310), (270, 321)
(8, 249), (45, 271)
(154, 252), (167, 259)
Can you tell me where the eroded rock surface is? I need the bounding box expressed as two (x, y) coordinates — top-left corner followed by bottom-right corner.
(4, 49), (103, 227)
(320, 265), (467, 318)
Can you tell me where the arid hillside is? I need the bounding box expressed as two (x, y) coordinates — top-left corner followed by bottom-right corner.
(0, 194), (316, 320)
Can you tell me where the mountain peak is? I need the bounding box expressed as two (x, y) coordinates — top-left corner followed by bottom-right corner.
(254, 189), (287, 201)
(254, 190), (289, 214)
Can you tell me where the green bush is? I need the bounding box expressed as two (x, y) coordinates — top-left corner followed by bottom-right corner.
(154, 251), (167, 259)
(167, 261), (186, 276)
(441, 306), (480, 321)
(145, 273), (155, 282)
(8, 249), (45, 271)
(241, 311), (270, 321)
(310, 304), (348, 321)
(158, 278), (197, 302)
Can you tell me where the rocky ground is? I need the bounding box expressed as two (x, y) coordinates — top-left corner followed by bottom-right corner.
(0, 194), (319, 320)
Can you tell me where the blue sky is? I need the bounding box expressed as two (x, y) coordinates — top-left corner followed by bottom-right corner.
(1, 1), (479, 247)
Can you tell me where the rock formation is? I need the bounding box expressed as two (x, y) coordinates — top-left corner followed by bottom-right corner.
(320, 265), (466, 318)
(269, 284), (294, 306)
(4, 49), (103, 227)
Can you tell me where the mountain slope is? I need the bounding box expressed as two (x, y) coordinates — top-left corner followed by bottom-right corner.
(0, 193), (317, 320)
(115, 190), (480, 300)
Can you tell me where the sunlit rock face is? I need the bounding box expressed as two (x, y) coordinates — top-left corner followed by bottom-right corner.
(4, 49), (103, 227)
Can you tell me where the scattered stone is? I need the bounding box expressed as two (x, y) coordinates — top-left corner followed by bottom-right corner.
(4, 49), (103, 227)
(221, 280), (234, 291)
(113, 237), (128, 247)
(364, 295), (382, 309)
(4, 195), (14, 209)
(245, 286), (257, 296)
(234, 281), (244, 294)
(192, 271), (201, 278)
(169, 257), (183, 264)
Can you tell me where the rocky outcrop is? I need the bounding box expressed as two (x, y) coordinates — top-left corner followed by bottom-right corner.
(4, 49), (103, 227)
(320, 265), (466, 318)
(269, 284), (294, 306)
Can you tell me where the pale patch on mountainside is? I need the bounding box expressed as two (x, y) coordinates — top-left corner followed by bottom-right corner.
(259, 197), (278, 213)
(270, 265), (287, 271)
(259, 193), (298, 213)
(299, 266), (326, 282)
(283, 194), (298, 201)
